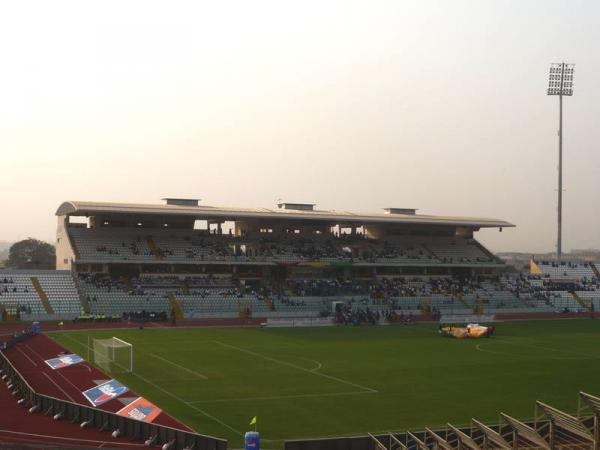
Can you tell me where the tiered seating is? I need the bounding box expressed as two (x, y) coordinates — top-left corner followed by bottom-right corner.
(84, 287), (170, 315)
(537, 261), (598, 281)
(575, 291), (600, 309)
(152, 233), (232, 262)
(68, 226), (499, 266)
(425, 237), (493, 264)
(471, 283), (527, 311)
(548, 291), (582, 311)
(70, 227), (155, 261)
(36, 272), (81, 315)
(0, 274), (46, 314)
(80, 274), (169, 315)
(179, 291), (269, 317)
(365, 239), (435, 264)
(0, 270), (81, 317)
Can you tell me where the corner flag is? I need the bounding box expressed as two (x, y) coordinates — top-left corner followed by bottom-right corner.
(250, 416), (257, 426)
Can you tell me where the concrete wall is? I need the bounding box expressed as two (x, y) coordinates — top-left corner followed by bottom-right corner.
(55, 216), (75, 270)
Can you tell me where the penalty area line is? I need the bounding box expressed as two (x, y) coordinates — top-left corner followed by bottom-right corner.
(213, 340), (377, 393)
(147, 352), (208, 380)
(188, 390), (375, 404)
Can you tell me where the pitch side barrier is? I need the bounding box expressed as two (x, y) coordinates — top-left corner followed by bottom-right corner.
(0, 335), (227, 450)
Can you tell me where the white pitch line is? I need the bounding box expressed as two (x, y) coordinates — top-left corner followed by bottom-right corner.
(148, 352), (208, 380)
(293, 356), (322, 372)
(475, 338), (599, 360)
(189, 390), (374, 404)
(213, 340), (377, 393)
(130, 370), (243, 436)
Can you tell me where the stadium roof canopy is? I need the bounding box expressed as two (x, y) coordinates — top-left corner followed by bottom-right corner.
(56, 200), (514, 229)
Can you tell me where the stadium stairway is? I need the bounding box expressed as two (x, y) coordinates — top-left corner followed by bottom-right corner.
(474, 240), (498, 262)
(591, 263), (600, 279)
(30, 277), (54, 314)
(571, 291), (592, 311)
(263, 296), (275, 311)
(146, 236), (163, 260)
(455, 293), (470, 308)
(168, 293), (184, 319)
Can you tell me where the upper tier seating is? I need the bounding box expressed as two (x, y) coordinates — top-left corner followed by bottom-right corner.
(68, 227), (498, 266)
(537, 261), (598, 282)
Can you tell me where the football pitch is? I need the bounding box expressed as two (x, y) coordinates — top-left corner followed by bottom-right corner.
(49, 320), (600, 449)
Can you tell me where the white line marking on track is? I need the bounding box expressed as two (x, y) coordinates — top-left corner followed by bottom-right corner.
(42, 372), (76, 402)
(189, 390), (374, 404)
(213, 340), (377, 393)
(0, 429), (146, 447)
(15, 345), (38, 367)
(148, 352), (208, 379)
(22, 343), (86, 398)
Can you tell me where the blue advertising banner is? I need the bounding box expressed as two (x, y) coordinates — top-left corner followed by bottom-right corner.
(44, 354), (84, 370)
(82, 379), (128, 407)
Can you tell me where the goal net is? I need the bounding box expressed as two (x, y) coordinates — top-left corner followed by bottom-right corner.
(92, 337), (133, 373)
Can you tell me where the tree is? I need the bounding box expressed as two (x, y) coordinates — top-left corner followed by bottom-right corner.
(7, 238), (55, 270)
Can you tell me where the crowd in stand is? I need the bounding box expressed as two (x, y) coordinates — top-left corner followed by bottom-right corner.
(1, 277), (31, 295)
(334, 305), (419, 325)
(74, 270), (600, 319)
(122, 310), (168, 322)
(75, 225), (500, 265)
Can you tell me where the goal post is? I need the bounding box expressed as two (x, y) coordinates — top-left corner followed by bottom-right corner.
(92, 337), (133, 373)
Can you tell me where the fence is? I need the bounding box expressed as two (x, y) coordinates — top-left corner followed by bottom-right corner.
(0, 332), (227, 450)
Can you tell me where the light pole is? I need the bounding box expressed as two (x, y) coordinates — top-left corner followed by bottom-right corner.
(547, 62), (574, 260)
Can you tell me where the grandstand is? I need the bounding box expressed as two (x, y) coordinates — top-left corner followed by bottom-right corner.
(51, 199), (521, 319)
(1, 199), (598, 322)
(0, 198), (597, 323)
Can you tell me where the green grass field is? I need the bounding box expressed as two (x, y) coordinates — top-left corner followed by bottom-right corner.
(49, 320), (600, 449)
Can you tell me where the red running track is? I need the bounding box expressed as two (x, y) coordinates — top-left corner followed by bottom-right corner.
(0, 333), (197, 449)
(0, 366), (147, 449)
(3, 334), (190, 430)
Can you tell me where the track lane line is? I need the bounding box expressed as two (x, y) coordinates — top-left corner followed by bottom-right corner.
(42, 372), (76, 402)
(14, 345), (38, 367)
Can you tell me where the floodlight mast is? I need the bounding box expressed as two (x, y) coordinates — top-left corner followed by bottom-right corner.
(547, 62), (574, 260)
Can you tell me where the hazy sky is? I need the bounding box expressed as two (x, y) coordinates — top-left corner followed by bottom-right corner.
(1, 0), (599, 253)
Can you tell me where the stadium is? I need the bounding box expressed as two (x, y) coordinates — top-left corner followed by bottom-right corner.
(1, 198), (600, 450)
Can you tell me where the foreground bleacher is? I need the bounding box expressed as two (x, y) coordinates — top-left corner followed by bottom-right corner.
(285, 391), (600, 450)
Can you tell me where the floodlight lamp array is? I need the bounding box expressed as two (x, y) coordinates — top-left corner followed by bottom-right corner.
(548, 63), (575, 96)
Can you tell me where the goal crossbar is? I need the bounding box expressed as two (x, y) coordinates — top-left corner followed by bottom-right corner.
(92, 337), (133, 373)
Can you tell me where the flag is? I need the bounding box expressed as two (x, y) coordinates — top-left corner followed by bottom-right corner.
(58, 321), (64, 326)
(249, 416), (257, 426)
